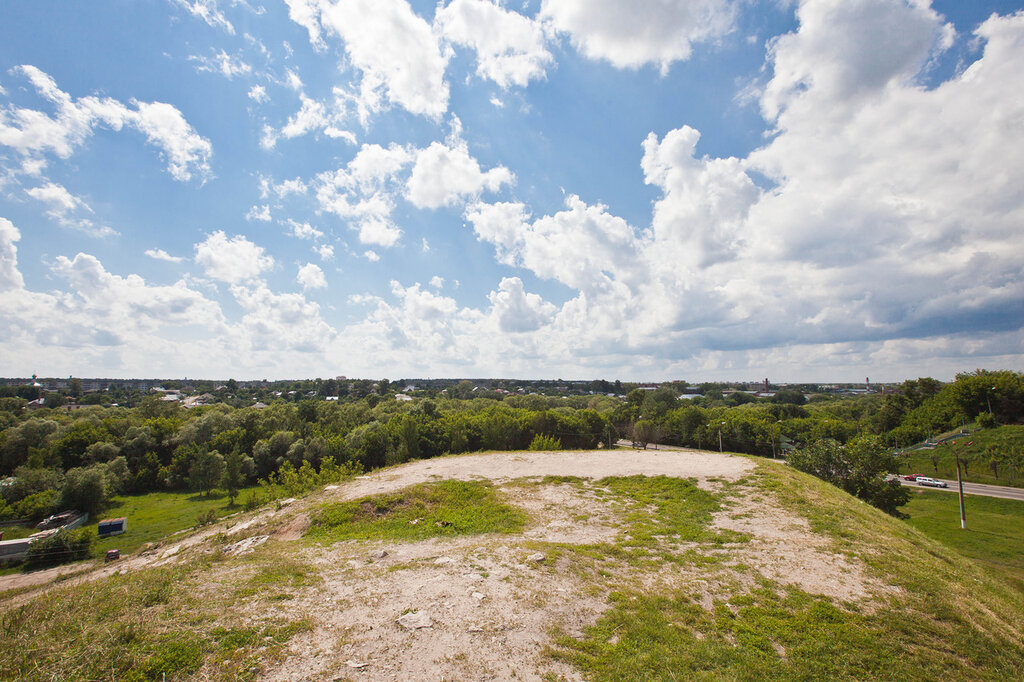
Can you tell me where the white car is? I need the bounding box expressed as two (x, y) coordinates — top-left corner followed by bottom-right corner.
(916, 476), (948, 488)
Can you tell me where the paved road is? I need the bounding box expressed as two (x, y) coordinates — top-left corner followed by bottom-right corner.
(897, 478), (1024, 502)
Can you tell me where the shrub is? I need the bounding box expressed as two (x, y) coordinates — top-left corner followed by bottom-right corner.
(12, 489), (58, 521)
(529, 434), (562, 451)
(24, 528), (93, 569)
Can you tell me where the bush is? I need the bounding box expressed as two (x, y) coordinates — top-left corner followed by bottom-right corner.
(12, 489), (59, 521)
(788, 436), (909, 516)
(24, 528), (93, 569)
(529, 434), (562, 451)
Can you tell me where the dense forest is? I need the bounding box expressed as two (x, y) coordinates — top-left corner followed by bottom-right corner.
(1, 369), (1021, 523)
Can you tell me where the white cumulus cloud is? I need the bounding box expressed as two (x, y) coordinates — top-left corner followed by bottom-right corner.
(540, 0), (737, 73)
(297, 262), (327, 290)
(194, 231), (274, 283)
(436, 0), (553, 88)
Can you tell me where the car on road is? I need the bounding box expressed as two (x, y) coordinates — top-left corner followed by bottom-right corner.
(903, 474), (922, 481)
(916, 477), (948, 488)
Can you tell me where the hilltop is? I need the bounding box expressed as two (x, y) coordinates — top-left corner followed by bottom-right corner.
(2, 449), (1023, 681)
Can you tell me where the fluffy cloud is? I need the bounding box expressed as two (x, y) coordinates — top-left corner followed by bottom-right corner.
(467, 195), (642, 293)
(297, 262), (327, 290)
(0, 66), (212, 181)
(194, 231), (275, 283)
(263, 88), (356, 148)
(407, 140), (514, 209)
(487, 277), (556, 332)
(144, 248), (184, 263)
(315, 142), (412, 247)
(287, 0), (450, 119)
(246, 204), (271, 222)
(0, 217), (25, 291)
(230, 283), (335, 352)
(436, 0), (553, 88)
(248, 85), (268, 103)
(286, 219), (324, 240)
(540, 0), (737, 73)
(25, 182), (116, 237)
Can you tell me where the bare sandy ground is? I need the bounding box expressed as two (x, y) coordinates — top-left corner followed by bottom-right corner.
(0, 449), (893, 680)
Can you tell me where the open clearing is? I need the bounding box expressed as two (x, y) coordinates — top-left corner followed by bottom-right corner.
(3, 449), (1023, 681)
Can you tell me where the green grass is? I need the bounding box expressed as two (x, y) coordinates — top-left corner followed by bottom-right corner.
(902, 489), (1024, 593)
(307, 479), (528, 543)
(0, 557), (313, 681)
(554, 460), (1024, 680)
(89, 486), (261, 557)
(597, 475), (748, 548)
(901, 425), (1024, 488)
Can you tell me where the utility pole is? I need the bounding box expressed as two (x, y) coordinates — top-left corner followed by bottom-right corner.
(951, 441), (967, 529)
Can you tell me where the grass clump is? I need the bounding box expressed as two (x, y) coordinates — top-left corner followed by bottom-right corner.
(308, 480), (527, 543)
(598, 475), (748, 548)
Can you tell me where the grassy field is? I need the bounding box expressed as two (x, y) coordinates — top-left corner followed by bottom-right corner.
(89, 486), (263, 557)
(900, 425), (1024, 488)
(901, 488), (1024, 593)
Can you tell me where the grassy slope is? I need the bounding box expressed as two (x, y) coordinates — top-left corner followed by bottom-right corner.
(900, 425), (1024, 488)
(902, 488), (1024, 593)
(557, 459), (1024, 680)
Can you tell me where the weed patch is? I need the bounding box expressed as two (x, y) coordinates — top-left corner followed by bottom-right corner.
(308, 480), (527, 543)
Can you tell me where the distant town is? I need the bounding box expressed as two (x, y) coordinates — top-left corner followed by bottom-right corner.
(1, 374), (894, 409)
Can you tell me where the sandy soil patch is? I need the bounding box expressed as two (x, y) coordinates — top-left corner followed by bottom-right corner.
(325, 449), (753, 505)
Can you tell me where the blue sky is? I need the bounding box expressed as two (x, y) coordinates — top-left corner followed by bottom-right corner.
(1, 0), (1022, 382)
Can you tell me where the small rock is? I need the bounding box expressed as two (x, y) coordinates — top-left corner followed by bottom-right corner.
(397, 611), (433, 630)
(468, 625), (484, 632)
(324, 485), (339, 490)
(434, 556), (453, 565)
(527, 552), (545, 563)
(472, 591), (485, 601)
(279, 498), (297, 506)
(345, 659), (369, 669)
(370, 550), (389, 560)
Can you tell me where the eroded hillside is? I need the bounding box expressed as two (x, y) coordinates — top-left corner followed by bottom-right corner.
(2, 450), (1023, 681)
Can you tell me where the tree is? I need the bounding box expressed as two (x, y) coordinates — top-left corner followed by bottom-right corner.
(640, 387), (677, 420)
(222, 450), (252, 505)
(632, 420), (657, 449)
(787, 436), (909, 516)
(188, 449), (225, 497)
(61, 466), (107, 516)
